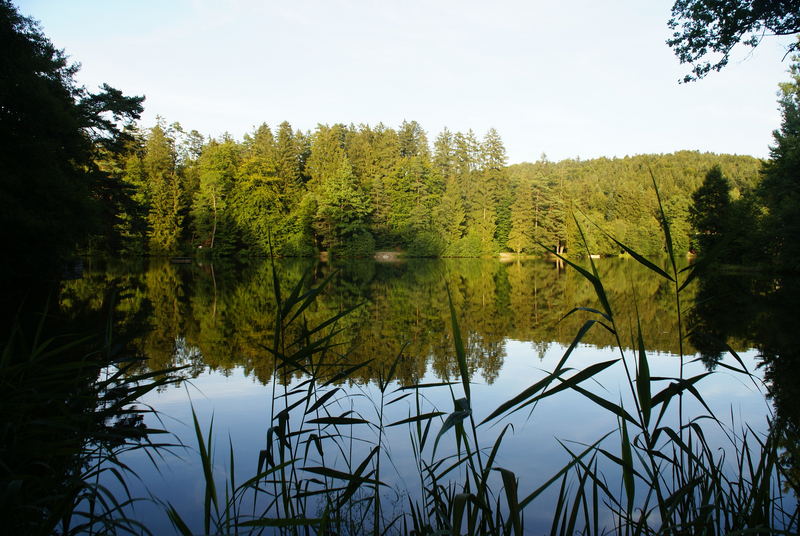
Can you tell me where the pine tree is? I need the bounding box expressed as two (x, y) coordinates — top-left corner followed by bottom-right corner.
(689, 165), (731, 255)
(118, 147), (150, 254)
(759, 46), (800, 270)
(145, 124), (183, 253)
(508, 177), (535, 253)
(434, 176), (466, 248)
(314, 158), (372, 254)
(481, 128), (509, 249)
(453, 130), (480, 226)
(274, 121), (302, 202)
(194, 138), (240, 252)
(433, 129), (455, 181)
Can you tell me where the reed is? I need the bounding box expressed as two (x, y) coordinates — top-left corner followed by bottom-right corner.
(1, 293), (182, 535)
(156, 177), (795, 534)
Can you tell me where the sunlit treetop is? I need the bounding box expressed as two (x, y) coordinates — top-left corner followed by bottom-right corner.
(667, 0), (800, 82)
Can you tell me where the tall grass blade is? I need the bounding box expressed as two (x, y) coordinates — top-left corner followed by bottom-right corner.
(496, 468), (522, 536)
(387, 412), (446, 428)
(482, 319), (598, 424)
(445, 283), (470, 403)
(620, 417), (635, 513)
(590, 220), (675, 281)
(648, 168), (677, 274)
(518, 433), (612, 509)
(452, 492), (469, 536)
(238, 518), (323, 527)
(190, 407), (217, 535)
(635, 315), (652, 427)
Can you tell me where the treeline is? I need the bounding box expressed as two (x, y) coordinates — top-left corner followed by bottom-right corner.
(102, 120), (761, 259)
(507, 151), (761, 256)
(109, 121), (513, 257)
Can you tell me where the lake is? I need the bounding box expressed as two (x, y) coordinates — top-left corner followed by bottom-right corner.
(59, 256), (797, 534)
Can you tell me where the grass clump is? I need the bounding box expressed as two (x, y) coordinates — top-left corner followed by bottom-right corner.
(0, 293), (182, 535)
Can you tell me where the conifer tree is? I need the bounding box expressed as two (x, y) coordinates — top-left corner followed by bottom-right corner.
(118, 147), (150, 254)
(314, 159), (372, 254)
(194, 138), (240, 252)
(481, 128), (510, 249)
(453, 130), (480, 226)
(433, 129), (455, 181)
(508, 177), (536, 253)
(434, 176), (466, 249)
(145, 124), (183, 253)
(274, 121), (302, 200)
(759, 45), (800, 270)
(689, 165), (731, 254)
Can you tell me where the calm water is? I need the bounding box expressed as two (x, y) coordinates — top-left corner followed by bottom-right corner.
(60, 257), (794, 533)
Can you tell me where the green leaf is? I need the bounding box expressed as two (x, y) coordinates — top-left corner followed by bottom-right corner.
(609, 238), (675, 281)
(301, 465), (382, 486)
(450, 492), (469, 536)
(322, 358), (374, 386)
(620, 416), (635, 513)
(338, 446), (379, 507)
(305, 388), (341, 414)
(307, 416), (371, 426)
(238, 518), (323, 527)
(636, 315), (652, 427)
(649, 168), (677, 276)
(446, 283), (470, 402)
(519, 432), (613, 509)
(569, 383), (638, 425)
(482, 319), (598, 424)
(433, 408), (471, 454)
(165, 503), (193, 536)
(650, 373), (711, 409)
(387, 411), (445, 428)
(495, 468), (522, 536)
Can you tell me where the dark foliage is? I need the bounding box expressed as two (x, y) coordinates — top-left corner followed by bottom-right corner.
(668, 0), (800, 81)
(0, 0), (142, 289)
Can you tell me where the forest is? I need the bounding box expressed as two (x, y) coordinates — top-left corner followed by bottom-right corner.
(95, 121), (766, 261)
(4, 0), (797, 278)
(4, 0), (800, 533)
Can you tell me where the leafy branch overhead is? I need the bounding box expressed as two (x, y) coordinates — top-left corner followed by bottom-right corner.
(667, 0), (800, 82)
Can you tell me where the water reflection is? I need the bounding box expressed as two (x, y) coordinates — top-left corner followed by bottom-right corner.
(688, 267), (800, 493)
(62, 257), (710, 388)
(61, 258), (800, 458)
(57, 257), (800, 531)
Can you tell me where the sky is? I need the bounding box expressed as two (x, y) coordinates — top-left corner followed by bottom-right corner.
(15, 0), (798, 163)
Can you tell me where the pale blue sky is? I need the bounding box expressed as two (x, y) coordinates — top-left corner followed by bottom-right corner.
(15, 0), (798, 163)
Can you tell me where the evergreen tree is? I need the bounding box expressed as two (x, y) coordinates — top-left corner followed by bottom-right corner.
(117, 136), (150, 254)
(508, 177), (536, 253)
(314, 159), (372, 255)
(759, 45), (800, 270)
(481, 128), (510, 249)
(145, 124), (183, 253)
(194, 138), (240, 253)
(0, 0), (142, 282)
(274, 121), (300, 195)
(453, 130), (480, 227)
(433, 129), (455, 181)
(434, 177), (466, 252)
(689, 165), (731, 255)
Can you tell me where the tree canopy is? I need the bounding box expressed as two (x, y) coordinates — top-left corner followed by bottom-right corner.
(0, 0), (143, 284)
(668, 0), (800, 81)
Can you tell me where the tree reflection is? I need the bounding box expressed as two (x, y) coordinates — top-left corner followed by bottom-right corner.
(689, 268), (800, 494)
(61, 256), (707, 387)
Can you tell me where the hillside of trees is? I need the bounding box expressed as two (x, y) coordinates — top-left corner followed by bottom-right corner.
(101, 121), (762, 260)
